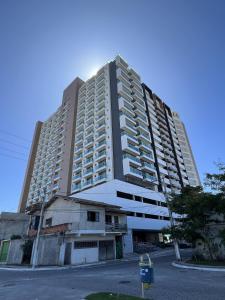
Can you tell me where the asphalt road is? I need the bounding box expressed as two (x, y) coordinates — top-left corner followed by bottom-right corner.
(0, 251), (224, 300)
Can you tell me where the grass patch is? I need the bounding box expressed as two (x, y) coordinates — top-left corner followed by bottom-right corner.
(85, 292), (148, 300)
(187, 259), (225, 266)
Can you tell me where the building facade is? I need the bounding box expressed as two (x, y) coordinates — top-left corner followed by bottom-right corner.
(19, 56), (200, 252)
(28, 196), (127, 265)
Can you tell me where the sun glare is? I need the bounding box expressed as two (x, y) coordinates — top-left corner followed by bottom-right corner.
(88, 66), (99, 78)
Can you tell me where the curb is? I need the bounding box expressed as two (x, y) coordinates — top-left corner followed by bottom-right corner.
(0, 261), (106, 272)
(172, 261), (225, 272)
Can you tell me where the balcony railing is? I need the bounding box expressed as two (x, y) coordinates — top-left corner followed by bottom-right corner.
(105, 223), (127, 232)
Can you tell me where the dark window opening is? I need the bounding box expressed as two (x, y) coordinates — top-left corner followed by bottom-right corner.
(135, 195), (142, 202)
(87, 211), (100, 222)
(45, 217), (52, 227)
(143, 197), (157, 205)
(105, 214), (112, 224)
(117, 191), (133, 200)
(136, 213), (143, 218)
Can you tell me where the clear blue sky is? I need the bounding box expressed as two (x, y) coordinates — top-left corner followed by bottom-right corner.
(0, 0), (225, 212)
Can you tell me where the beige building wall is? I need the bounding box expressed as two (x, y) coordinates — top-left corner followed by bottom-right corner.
(18, 121), (43, 212)
(19, 78), (83, 209)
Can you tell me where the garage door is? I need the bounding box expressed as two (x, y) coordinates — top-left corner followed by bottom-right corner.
(99, 240), (114, 261)
(71, 241), (98, 265)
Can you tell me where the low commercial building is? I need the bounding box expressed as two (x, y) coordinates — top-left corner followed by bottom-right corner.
(28, 195), (127, 266)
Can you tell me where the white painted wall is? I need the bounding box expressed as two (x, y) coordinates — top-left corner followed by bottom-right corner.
(74, 180), (170, 254)
(71, 247), (98, 265)
(75, 179), (170, 230)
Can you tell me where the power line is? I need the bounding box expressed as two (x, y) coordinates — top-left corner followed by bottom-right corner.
(0, 129), (31, 143)
(0, 152), (27, 162)
(0, 146), (28, 156)
(0, 138), (30, 149)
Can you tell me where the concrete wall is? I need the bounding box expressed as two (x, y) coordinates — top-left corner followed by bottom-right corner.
(7, 239), (24, 265)
(33, 235), (62, 266)
(43, 199), (81, 226)
(123, 229), (133, 254)
(0, 212), (30, 241)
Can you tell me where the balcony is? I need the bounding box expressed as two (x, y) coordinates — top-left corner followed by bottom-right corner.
(96, 150), (107, 161)
(84, 157), (93, 166)
(122, 137), (139, 156)
(140, 150), (154, 162)
(139, 140), (152, 152)
(74, 153), (83, 162)
(72, 183), (81, 191)
(84, 148), (93, 156)
(105, 223), (127, 233)
(136, 122), (149, 135)
(121, 131), (138, 145)
(96, 160), (106, 171)
(72, 173), (81, 181)
(123, 153), (141, 166)
(96, 139), (106, 150)
(120, 115), (137, 135)
(117, 81), (133, 102)
(118, 97), (134, 113)
(129, 165), (143, 178)
(83, 168), (93, 177)
(83, 178), (93, 188)
(142, 162), (155, 172)
(95, 172), (107, 182)
(96, 129), (106, 140)
(143, 173), (157, 183)
(138, 130), (151, 143)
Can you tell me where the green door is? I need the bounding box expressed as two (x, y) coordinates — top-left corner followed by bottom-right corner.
(0, 240), (10, 262)
(116, 236), (123, 259)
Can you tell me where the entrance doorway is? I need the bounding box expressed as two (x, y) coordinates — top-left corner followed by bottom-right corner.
(99, 240), (114, 261)
(64, 242), (72, 265)
(0, 240), (10, 263)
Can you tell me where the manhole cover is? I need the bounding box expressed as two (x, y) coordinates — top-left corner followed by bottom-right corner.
(119, 281), (131, 284)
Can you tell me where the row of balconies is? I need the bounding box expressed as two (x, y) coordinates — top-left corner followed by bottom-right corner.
(72, 172), (107, 191)
(72, 161), (107, 182)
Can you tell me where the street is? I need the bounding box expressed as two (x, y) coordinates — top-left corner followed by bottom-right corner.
(0, 252), (224, 300)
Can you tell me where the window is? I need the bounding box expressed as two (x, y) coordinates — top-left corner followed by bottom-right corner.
(143, 197), (157, 205)
(45, 217), (52, 227)
(135, 196), (142, 202)
(105, 215), (112, 224)
(74, 241), (97, 249)
(87, 211), (100, 222)
(136, 213), (143, 218)
(117, 191), (133, 200)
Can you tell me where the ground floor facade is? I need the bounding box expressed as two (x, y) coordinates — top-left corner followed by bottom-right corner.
(30, 233), (124, 266)
(73, 180), (170, 254)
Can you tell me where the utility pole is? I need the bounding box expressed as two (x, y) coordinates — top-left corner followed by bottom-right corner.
(32, 187), (46, 269)
(161, 177), (181, 261)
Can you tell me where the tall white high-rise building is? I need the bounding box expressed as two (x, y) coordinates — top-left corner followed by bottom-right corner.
(19, 56), (200, 253)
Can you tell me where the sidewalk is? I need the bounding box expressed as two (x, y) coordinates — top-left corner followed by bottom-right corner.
(0, 247), (177, 272)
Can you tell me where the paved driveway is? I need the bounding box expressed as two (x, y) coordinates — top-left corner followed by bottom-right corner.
(0, 251), (224, 300)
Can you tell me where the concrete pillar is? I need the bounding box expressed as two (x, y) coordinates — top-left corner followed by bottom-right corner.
(59, 243), (66, 266)
(123, 229), (133, 254)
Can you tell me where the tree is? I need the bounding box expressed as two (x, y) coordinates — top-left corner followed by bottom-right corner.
(205, 162), (225, 194)
(166, 163), (225, 261)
